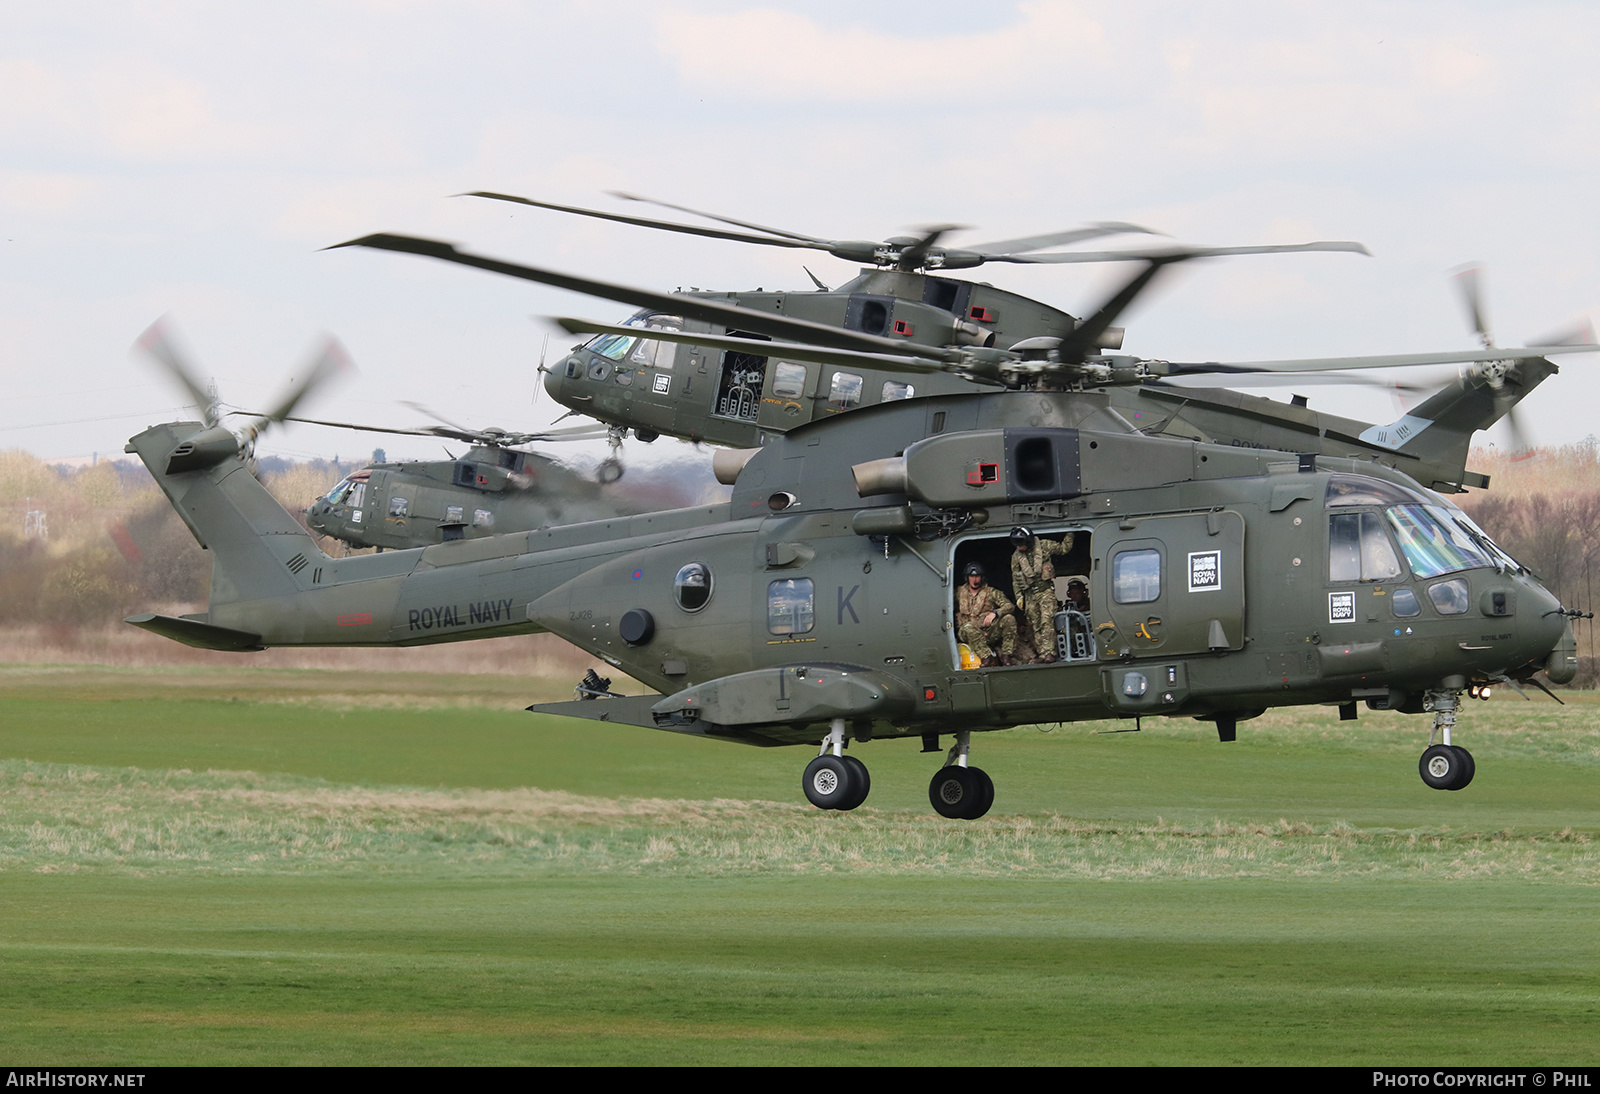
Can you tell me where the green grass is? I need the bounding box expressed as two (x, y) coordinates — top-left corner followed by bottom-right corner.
(1, 664), (1598, 1064)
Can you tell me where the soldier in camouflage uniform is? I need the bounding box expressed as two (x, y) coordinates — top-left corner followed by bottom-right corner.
(956, 561), (1018, 666)
(1010, 527), (1074, 663)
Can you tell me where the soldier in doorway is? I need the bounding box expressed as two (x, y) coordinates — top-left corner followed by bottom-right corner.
(956, 561), (1018, 667)
(1010, 527), (1074, 663)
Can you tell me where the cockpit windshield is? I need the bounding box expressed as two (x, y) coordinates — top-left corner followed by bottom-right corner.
(584, 311), (683, 365)
(1384, 505), (1495, 578)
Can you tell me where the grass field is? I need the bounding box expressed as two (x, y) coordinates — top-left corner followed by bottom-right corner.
(1, 663), (1597, 1065)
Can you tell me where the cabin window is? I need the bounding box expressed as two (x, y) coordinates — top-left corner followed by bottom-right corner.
(881, 381), (915, 402)
(472, 509), (493, 529)
(1428, 578), (1471, 615)
(1391, 587), (1422, 618)
(768, 578), (815, 635)
(1328, 512), (1402, 582)
(1112, 549), (1161, 604)
(444, 505), (464, 524)
(773, 361), (807, 397)
(674, 562), (713, 612)
(388, 496), (409, 518)
(828, 371), (864, 409)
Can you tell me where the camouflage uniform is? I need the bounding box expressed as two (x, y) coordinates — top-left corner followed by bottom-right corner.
(957, 582), (1018, 664)
(1011, 534), (1073, 659)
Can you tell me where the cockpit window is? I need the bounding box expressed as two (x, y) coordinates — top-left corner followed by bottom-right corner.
(326, 477), (354, 504)
(1385, 505), (1494, 578)
(1325, 474), (1427, 509)
(1328, 512), (1402, 582)
(674, 562), (713, 612)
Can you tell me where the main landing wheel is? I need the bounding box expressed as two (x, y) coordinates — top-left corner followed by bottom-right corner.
(928, 766), (994, 820)
(803, 755), (869, 811)
(1419, 744), (1474, 791)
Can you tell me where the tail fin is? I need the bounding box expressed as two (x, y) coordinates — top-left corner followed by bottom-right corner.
(1351, 355), (1559, 489)
(125, 421), (329, 618)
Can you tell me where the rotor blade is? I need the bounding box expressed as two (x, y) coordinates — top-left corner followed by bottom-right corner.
(260, 337), (355, 423)
(330, 233), (965, 362)
(1156, 345), (1600, 377)
(1152, 371), (1432, 393)
(1452, 264), (1491, 345)
(1000, 241), (1372, 264)
(399, 399), (475, 435)
(284, 414), (612, 446)
(1058, 258), (1177, 363)
(464, 192), (821, 250)
(551, 318), (974, 379)
(607, 190), (831, 244)
(1531, 317), (1596, 347)
(1503, 403), (1533, 454)
(965, 222), (1161, 256)
(133, 317), (219, 427)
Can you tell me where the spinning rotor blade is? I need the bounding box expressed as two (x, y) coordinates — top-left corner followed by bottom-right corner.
(259, 338), (354, 424)
(330, 233), (966, 362)
(1452, 264), (1493, 347)
(1152, 372), (1432, 393)
(1155, 344), (1600, 377)
(964, 223), (1161, 256)
(134, 318), (220, 426)
(283, 413), (610, 446)
(465, 192), (822, 250)
(465, 190), (1154, 270)
(1003, 240), (1372, 264)
(608, 191), (833, 243)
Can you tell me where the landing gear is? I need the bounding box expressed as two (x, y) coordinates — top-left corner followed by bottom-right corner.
(802, 719), (870, 811)
(596, 425), (626, 484)
(1419, 744), (1475, 791)
(1419, 679), (1475, 791)
(927, 731), (994, 820)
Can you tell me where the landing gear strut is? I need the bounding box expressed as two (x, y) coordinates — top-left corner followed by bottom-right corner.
(802, 718), (870, 811)
(928, 731), (994, 820)
(1419, 681), (1475, 791)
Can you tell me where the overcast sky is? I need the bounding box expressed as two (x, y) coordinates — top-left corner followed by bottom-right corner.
(4, 1), (1599, 469)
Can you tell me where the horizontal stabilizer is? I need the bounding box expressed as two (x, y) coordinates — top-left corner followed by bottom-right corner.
(124, 613), (264, 652)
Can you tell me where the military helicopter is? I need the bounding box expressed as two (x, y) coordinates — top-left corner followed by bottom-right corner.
(289, 409), (632, 552)
(336, 212), (1593, 498)
(134, 317), (640, 554)
(123, 249), (1587, 818)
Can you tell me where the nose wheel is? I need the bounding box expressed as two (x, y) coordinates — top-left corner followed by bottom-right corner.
(1418, 682), (1475, 791)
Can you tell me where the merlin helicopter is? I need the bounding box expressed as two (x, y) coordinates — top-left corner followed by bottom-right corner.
(134, 318), (633, 555)
(335, 206), (1595, 499)
(123, 243), (1587, 818)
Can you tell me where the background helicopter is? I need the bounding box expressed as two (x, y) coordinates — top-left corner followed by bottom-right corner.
(136, 318), (665, 554)
(336, 204), (1596, 497)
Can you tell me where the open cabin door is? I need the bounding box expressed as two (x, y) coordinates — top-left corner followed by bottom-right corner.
(1091, 511), (1246, 659)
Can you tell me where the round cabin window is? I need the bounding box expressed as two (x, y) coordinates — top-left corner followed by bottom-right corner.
(674, 562), (713, 612)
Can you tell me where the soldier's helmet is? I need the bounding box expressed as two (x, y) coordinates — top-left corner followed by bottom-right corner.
(1010, 527), (1034, 547)
(963, 561), (985, 580)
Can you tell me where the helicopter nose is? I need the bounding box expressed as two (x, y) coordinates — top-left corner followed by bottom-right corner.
(543, 362), (566, 404)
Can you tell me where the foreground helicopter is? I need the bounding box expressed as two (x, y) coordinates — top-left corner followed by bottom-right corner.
(123, 250), (1585, 816)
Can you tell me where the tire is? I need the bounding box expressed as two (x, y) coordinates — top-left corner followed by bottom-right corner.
(1420, 744), (1469, 791)
(965, 766), (995, 820)
(929, 766), (979, 819)
(803, 755), (855, 810)
(1449, 745), (1476, 790)
(839, 755), (871, 811)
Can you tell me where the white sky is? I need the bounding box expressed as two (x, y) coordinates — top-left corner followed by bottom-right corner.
(4, 1), (1599, 468)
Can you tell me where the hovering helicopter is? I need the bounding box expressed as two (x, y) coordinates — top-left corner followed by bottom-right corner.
(123, 245), (1587, 817)
(288, 408), (631, 552)
(336, 204), (1593, 498)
